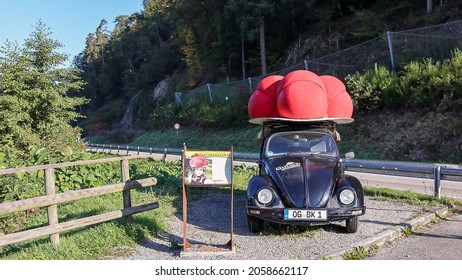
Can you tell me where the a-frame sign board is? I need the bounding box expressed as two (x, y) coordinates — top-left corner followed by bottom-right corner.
(181, 145), (235, 254)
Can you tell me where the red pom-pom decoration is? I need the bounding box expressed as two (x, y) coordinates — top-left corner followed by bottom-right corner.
(320, 75), (353, 118)
(189, 156), (209, 168)
(248, 75), (283, 118)
(276, 70), (328, 119)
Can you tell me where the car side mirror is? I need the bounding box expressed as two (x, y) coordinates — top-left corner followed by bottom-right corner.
(344, 152), (355, 159)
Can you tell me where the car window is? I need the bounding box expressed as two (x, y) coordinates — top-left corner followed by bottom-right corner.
(266, 132), (338, 157)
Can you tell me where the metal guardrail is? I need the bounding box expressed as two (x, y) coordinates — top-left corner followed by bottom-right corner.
(87, 143), (462, 198)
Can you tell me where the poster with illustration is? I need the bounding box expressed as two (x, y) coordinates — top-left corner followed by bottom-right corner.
(183, 151), (232, 185)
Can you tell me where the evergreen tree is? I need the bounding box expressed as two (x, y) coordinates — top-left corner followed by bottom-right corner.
(0, 20), (88, 152)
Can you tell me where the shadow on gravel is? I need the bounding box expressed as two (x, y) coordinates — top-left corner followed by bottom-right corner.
(412, 231), (462, 240)
(137, 232), (183, 257)
(360, 219), (409, 227)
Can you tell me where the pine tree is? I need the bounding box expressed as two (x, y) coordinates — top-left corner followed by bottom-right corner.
(0, 20), (88, 152)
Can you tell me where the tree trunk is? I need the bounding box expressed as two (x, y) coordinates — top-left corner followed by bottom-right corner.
(241, 33), (246, 80)
(259, 22), (267, 76)
(427, 0), (433, 14)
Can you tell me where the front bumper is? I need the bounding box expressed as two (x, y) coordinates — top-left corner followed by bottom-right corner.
(247, 206), (366, 225)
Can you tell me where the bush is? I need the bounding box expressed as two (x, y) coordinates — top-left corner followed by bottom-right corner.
(0, 147), (120, 203)
(346, 49), (462, 114)
(345, 64), (400, 112)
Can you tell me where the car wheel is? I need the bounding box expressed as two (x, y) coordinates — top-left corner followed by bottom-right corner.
(247, 214), (263, 233)
(346, 216), (359, 233)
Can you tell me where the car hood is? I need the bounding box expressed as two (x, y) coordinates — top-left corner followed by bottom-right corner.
(266, 155), (340, 208)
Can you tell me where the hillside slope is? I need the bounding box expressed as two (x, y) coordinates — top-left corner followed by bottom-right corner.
(119, 102), (461, 164)
(339, 105), (462, 163)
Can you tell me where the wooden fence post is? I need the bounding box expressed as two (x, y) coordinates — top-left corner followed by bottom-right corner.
(45, 168), (59, 246)
(121, 159), (132, 224)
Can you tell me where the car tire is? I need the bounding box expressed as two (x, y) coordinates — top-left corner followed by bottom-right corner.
(346, 216), (359, 233)
(247, 214), (263, 233)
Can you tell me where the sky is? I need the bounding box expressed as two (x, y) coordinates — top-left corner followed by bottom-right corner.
(0, 0), (143, 66)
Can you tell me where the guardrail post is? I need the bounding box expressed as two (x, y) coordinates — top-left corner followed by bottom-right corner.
(121, 159), (132, 224)
(45, 168), (59, 246)
(434, 165), (442, 199)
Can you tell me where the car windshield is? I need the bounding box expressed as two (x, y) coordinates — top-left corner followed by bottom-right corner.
(265, 131), (338, 157)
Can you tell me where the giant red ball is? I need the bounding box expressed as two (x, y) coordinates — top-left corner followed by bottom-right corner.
(320, 75), (353, 118)
(276, 70), (328, 119)
(248, 75), (283, 118)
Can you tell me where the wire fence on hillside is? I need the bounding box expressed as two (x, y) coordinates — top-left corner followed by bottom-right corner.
(175, 20), (462, 106)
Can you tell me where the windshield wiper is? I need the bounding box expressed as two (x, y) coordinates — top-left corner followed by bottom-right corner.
(286, 152), (320, 156)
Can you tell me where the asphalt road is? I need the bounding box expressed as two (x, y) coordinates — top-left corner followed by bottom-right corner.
(367, 210), (462, 260)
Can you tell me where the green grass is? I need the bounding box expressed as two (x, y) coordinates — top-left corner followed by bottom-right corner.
(127, 126), (262, 153)
(363, 186), (462, 210)
(0, 190), (175, 260)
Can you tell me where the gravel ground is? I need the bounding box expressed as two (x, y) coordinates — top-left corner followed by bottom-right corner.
(106, 193), (434, 260)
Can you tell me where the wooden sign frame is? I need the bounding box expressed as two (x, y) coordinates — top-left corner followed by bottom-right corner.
(181, 145), (235, 254)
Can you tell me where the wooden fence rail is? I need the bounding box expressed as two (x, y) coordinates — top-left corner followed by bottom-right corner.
(0, 154), (158, 247)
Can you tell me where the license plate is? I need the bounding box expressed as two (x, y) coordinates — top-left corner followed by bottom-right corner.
(284, 209), (327, 221)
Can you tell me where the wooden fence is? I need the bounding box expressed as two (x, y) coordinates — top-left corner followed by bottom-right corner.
(0, 154), (158, 247)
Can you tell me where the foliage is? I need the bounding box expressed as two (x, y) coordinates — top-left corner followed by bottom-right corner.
(177, 100), (236, 129)
(341, 246), (370, 260)
(346, 49), (462, 114)
(0, 148), (119, 204)
(345, 64), (399, 112)
(350, 10), (385, 40)
(0, 21), (88, 152)
(402, 226), (413, 237)
(340, 243), (381, 260)
(77, 0), (441, 132)
(149, 88), (250, 131)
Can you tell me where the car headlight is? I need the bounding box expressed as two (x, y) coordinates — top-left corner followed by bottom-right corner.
(256, 188), (274, 205)
(339, 189), (355, 205)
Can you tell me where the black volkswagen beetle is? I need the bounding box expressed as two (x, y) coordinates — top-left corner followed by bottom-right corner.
(246, 119), (365, 233)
